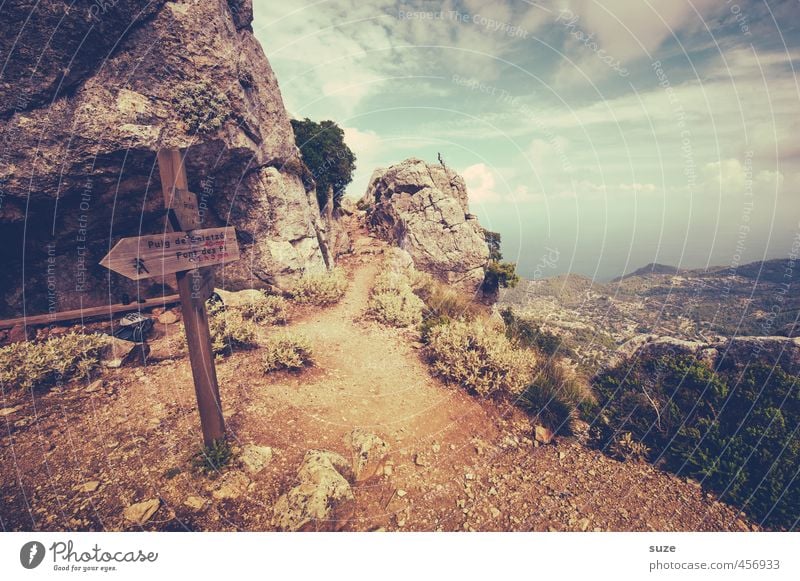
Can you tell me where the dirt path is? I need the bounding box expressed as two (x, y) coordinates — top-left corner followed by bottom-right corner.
(263, 258), (499, 449)
(234, 253), (510, 530)
(0, 248), (756, 532)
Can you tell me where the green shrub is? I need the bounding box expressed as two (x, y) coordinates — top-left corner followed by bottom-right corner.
(482, 261), (520, 294)
(484, 229), (503, 261)
(419, 314), (451, 344)
(501, 307), (563, 356)
(288, 268), (348, 305)
(480, 230), (519, 294)
(594, 354), (800, 530)
(290, 118), (356, 209)
(208, 304), (258, 354)
(174, 80), (230, 135)
(192, 438), (232, 475)
(238, 293), (290, 325)
(426, 319), (533, 397)
(609, 432), (651, 462)
(368, 288), (425, 327)
(0, 331), (110, 391)
(262, 332), (313, 372)
(515, 358), (588, 434)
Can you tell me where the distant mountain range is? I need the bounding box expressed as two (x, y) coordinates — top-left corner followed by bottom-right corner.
(497, 258), (799, 371)
(612, 262), (679, 281)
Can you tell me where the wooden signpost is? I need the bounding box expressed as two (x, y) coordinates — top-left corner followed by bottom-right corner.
(99, 148), (238, 446)
(99, 227), (239, 281)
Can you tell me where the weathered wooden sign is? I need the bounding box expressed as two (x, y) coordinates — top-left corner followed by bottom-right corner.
(98, 148), (234, 446)
(99, 227), (239, 281)
(168, 187), (202, 230)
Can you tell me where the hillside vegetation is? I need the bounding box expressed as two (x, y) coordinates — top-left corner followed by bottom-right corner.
(594, 353), (799, 530)
(1, 223), (768, 532)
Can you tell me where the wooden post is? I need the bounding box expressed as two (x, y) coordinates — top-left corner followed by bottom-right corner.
(156, 149), (225, 446)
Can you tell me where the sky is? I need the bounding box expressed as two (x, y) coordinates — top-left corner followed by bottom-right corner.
(252, 0), (800, 281)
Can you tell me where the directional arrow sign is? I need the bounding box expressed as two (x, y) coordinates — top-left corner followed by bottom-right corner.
(99, 226), (240, 281)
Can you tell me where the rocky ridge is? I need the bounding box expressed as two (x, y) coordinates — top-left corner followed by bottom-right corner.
(360, 158), (490, 293)
(0, 0), (330, 317)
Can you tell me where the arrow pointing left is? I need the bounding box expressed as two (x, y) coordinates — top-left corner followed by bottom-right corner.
(99, 226), (240, 281)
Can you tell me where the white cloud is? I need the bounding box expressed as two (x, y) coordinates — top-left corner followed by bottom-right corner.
(550, 0), (725, 87)
(250, 0), (800, 248)
(703, 158), (748, 194)
(463, 162), (502, 202)
(706, 46), (800, 82)
(253, 0), (402, 118)
(253, 0), (551, 118)
(560, 0), (723, 64)
(340, 126), (388, 198)
(702, 157), (785, 196)
(508, 184), (546, 203)
(529, 135), (571, 170)
(618, 182), (657, 192)
(343, 126), (382, 152)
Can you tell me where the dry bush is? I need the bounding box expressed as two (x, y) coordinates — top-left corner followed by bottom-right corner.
(208, 305), (259, 354)
(515, 358), (592, 434)
(425, 319), (533, 397)
(372, 270), (410, 295)
(423, 283), (482, 321)
(419, 314), (452, 344)
(288, 268), (348, 306)
(367, 258), (425, 327)
(0, 331), (110, 391)
(238, 293), (290, 325)
(262, 332), (313, 372)
(367, 287), (425, 327)
(406, 268), (435, 295)
(371, 254), (481, 336)
(417, 278), (483, 343)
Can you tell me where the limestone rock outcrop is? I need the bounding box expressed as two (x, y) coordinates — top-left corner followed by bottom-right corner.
(0, 0), (329, 317)
(272, 450), (355, 532)
(613, 334), (800, 375)
(360, 158), (490, 293)
(343, 428), (390, 482)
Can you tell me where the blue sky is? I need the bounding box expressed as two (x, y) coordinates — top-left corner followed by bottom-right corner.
(252, 0), (800, 280)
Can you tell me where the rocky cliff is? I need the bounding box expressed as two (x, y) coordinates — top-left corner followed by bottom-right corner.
(360, 158), (489, 293)
(614, 333), (800, 375)
(0, 0), (330, 318)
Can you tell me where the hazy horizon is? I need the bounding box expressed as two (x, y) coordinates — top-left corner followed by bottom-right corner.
(253, 0), (800, 281)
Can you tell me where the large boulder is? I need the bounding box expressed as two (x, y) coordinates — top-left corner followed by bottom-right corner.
(272, 450), (355, 532)
(0, 0), (328, 317)
(343, 428), (390, 482)
(360, 159), (490, 293)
